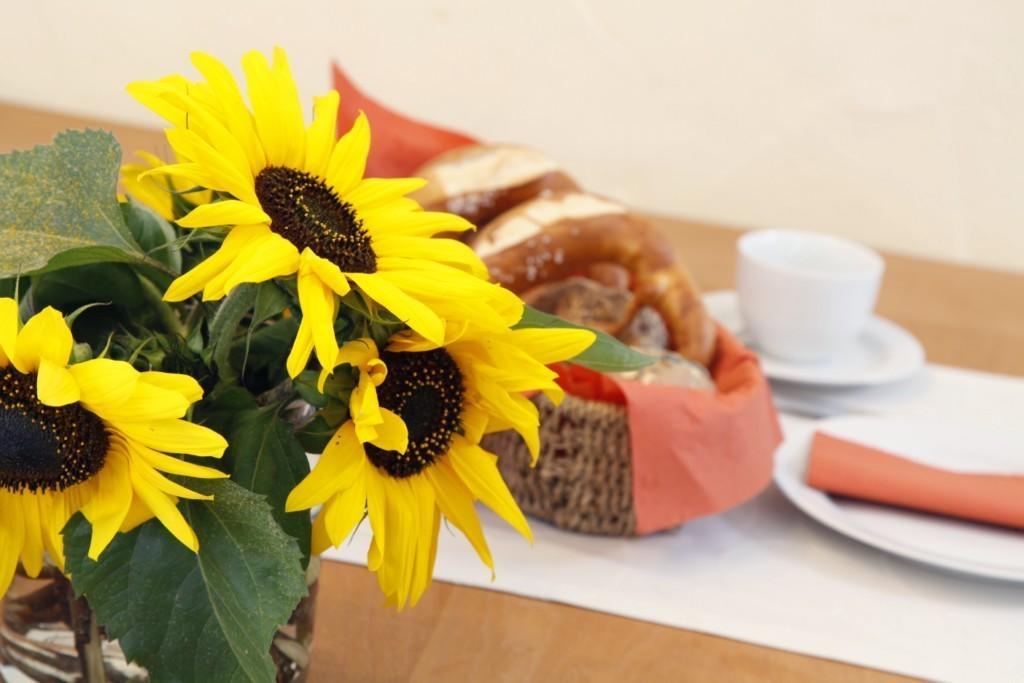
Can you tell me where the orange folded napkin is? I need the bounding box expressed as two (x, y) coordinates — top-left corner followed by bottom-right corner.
(807, 432), (1024, 530)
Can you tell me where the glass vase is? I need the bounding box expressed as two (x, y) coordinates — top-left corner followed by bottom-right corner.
(0, 559), (319, 683)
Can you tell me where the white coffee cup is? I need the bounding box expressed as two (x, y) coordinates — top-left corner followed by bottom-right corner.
(737, 229), (884, 363)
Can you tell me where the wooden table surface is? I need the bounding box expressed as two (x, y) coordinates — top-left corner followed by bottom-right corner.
(4, 101), (1023, 682)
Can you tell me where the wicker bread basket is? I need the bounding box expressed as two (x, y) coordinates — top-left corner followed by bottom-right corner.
(486, 395), (636, 535)
(485, 328), (782, 537)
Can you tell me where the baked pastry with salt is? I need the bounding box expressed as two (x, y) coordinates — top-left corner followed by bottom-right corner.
(470, 191), (717, 366)
(411, 143), (578, 228)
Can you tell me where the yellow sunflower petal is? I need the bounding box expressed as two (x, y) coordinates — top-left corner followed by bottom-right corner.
(375, 261), (500, 301)
(115, 419), (227, 458)
(301, 248), (351, 297)
(408, 476), (439, 607)
(368, 533), (383, 573)
(326, 110), (370, 196)
(36, 358), (80, 407)
(190, 51), (267, 174)
(426, 459), (494, 574)
(131, 442), (227, 480)
(368, 408), (409, 454)
(81, 448), (133, 560)
(164, 225), (266, 302)
(122, 160), (175, 220)
(209, 231), (300, 297)
(95, 380), (190, 423)
(345, 177), (427, 212)
(411, 505), (441, 609)
(364, 464), (388, 553)
(297, 263), (340, 373)
(311, 504), (332, 556)
(336, 337), (379, 370)
(138, 371), (203, 404)
(118, 496), (154, 533)
(448, 436), (533, 542)
(362, 207), (474, 238)
(17, 496), (44, 578)
(132, 458), (213, 501)
(285, 421), (364, 511)
(12, 307), (72, 374)
(348, 273), (444, 345)
(351, 372), (384, 444)
(0, 494), (26, 596)
(373, 236), (488, 278)
(126, 77), (189, 128)
(312, 477), (367, 554)
(459, 403), (490, 445)
(177, 200), (270, 229)
(154, 93), (254, 196)
(508, 328), (597, 366)
(164, 129), (256, 204)
(39, 492), (69, 570)
(69, 358), (139, 409)
(129, 467), (198, 552)
(377, 476), (418, 609)
(305, 90), (340, 179)
(286, 315), (315, 379)
(141, 162), (223, 199)
(242, 48), (306, 168)
(0, 297), (20, 366)
(473, 378), (540, 462)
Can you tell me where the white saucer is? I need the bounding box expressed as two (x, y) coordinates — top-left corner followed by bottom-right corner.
(775, 415), (1024, 583)
(703, 290), (925, 387)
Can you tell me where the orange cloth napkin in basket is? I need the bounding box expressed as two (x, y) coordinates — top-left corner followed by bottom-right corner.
(807, 432), (1024, 529)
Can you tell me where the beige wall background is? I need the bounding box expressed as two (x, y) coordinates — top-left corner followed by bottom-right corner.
(2, 1), (1022, 271)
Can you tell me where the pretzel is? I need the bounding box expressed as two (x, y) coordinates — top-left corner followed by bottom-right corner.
(412, 144), (578, 229)
(471, 191), (717, 366)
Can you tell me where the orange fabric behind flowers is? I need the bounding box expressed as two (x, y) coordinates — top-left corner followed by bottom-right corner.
(555, 327), (782, 534)
(332, 64), (477, 178)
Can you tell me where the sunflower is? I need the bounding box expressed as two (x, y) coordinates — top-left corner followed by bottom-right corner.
(128, 48), (518, 380)
(286, 323), (595, 609)
(0, 300), (228, 596)
(120, 150), (213, 221)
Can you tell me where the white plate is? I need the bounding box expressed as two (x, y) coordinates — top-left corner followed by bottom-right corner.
(704, 290), (925, 386)
(775, 415), (1024, 582)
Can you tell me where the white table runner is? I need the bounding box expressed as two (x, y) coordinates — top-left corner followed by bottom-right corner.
(324, 363), (1024, 682)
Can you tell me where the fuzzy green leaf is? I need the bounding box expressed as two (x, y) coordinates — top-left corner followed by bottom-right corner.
(0, 130), (159, 277)
(64, 479), (307, 683)
(120, 198), (182, 273)
(515, 305), (655, 372)
(201, 388), (313, 565)
(207, 284), (257, 383)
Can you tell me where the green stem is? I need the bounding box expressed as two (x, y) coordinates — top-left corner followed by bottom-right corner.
(137, 275), (185, 337)
(69, 589), (108, 683)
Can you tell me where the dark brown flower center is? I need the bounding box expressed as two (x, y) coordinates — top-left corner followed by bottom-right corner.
(254, 166), (377, 273)
(0, 366), (109, 493)
(364, 349), (464, 479)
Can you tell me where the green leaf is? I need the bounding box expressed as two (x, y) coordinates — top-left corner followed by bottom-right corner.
(251, 281), (291, 329)
(120, 198), (182, 273)
(202, 389), (313, 565)
(239, 281), (292, 380)
(0, 130), (160, 277)
(296, 414), (335, 454)
(230, 316), (299, 392)
(207, 284), (257, 383)
(515, 305), (655, 373)
(64, 480), (307, 683)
